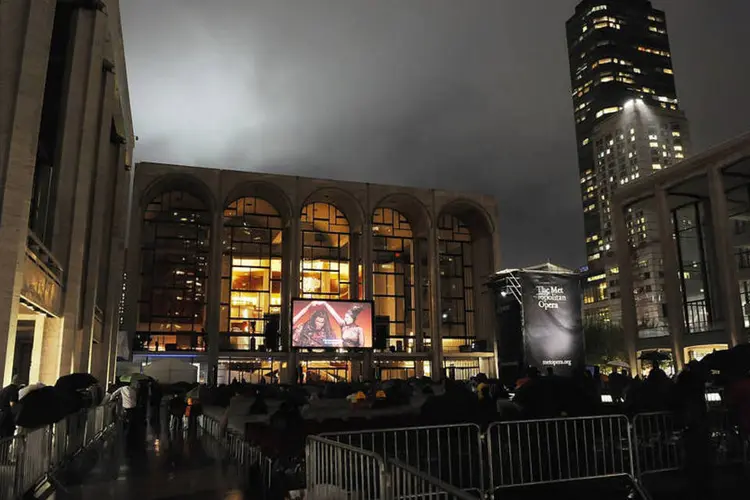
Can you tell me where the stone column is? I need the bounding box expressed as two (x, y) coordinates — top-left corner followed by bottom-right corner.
(613, 202), (639, 374)
(412, 239), (425, 377)
(26, 314), (46, 384)
(361, 219), (374, 380)
(708, 167), (744, 347)
(78, 64), (115, 373)
(39, 317), (64, 386)
(349, 232), (361, 300)
(53, 7), (107, 376)
(123, 194), (143, 357)
(655, 188), (686, 371)
(101, 147), (130, 385)
(0, 0), (56, 385)
(205, 207), (223, 384)
(283, 215), (301, 382)
(428, 225), (444, 381)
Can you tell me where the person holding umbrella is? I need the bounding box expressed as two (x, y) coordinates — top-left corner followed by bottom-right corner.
(111, 382), (139, 446)
(0, 378), (19, 437)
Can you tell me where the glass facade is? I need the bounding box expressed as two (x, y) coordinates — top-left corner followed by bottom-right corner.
(300, 203), (351, 300)
(372, 208), (415, 351)
(138, 191), (209, 351)
(221, 197), (283, 351)
(438, 214), (475, 349)
(673, 203), (714, 333)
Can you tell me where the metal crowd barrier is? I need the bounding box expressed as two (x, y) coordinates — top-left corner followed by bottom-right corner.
(485, 415), (634, 494)
(389, 458), (477, 500)
(306, 435), (389, 500)
(632, 409), (749, 478)
(321, 423), (484, 494)
(197, 414), (271, 493)
(0, 402), (119, 499)
(632, 412), (681, 476)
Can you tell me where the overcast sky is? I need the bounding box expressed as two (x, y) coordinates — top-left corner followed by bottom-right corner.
(120, 0), (750, 270)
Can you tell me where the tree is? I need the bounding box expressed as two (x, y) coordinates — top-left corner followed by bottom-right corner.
(584, 321), (627, 367)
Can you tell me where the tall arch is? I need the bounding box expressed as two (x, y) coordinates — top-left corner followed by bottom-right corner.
(301, 187), (365, 232)
(437, 213), (475, 348)
(371, 208), (416, 351)
(137, 190), (210, 352)
(221, 196), (284, 350)
(372, 193), (431, 238)
(223, 180), (293, 227)
(437, 199), (496, 354)
(140, 173), (217, 216)
(299, 202), (352, 300)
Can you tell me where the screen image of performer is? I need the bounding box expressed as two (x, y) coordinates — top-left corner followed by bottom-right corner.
(319, 302), (365, 348)
(292, 302), (339, 347)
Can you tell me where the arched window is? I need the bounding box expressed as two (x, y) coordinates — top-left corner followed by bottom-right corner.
(300, 203), (350, 299)
(372, 208), (415, 351)
(438, 214), (474, 349)
(221, 197), (283, 350)
(138, 191), (210, 352)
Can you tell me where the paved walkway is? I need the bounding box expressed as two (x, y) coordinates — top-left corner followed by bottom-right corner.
(63, 413), (247, 500)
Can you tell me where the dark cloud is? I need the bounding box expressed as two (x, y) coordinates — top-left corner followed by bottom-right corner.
(121, 0), (750, 270)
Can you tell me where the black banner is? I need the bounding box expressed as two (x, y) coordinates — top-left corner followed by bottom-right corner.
(520, 272), (584, 376)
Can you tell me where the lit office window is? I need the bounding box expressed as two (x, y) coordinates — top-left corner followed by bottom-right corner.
(300, 203), (351, 300)
(438, 215), (474, 349)
(138, 191), (209, 352)
(372, 208), (415, 351)
(221, 197), (283, 351)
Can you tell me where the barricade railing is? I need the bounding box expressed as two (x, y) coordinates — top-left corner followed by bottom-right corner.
(0, 435), (16, 499)
(321, 423), (484, 494)
(2, 402), (119, 499)
(306, 435), (389, 500)
(633, 409), (749, 477)
(197, 413), (270, 494)
(389, 458), (477, 500)
(632, 412), (681, 476)
(13, 426), (51, 496)
(486, 414), (633, 494)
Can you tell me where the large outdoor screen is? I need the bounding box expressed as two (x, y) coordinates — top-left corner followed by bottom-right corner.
(291, 299), (373, 348)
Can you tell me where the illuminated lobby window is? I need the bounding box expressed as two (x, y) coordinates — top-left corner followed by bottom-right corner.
(438, 214), (474, 349)
(221, 197), (283, 351)
(372, 208), (415, 350)
(300, 203), (350, 300)
(138, 191), (209, 352)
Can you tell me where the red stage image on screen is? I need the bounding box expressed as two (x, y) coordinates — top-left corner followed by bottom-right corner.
(292, 300), (373, 348)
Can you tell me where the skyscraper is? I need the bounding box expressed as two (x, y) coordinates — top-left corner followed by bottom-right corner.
(567, 0), (678, 263)
(567, 0), (685, 323)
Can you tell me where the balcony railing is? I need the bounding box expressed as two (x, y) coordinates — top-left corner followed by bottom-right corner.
(685, 298), (711, 334)
(26, 231), (63, 284)
(737, 250), (750, 270)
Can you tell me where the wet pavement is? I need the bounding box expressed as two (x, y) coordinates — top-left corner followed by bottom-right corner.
(62, 412), (248, 500)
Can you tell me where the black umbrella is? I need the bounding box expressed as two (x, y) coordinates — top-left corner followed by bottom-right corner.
(0, 384), (19, 409)
(55, 373), (98, 393)
(13, 386), (68, 429)
(701, 344), (750, 374)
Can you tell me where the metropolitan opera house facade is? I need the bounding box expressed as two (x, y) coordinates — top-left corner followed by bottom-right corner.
(123, 163), (501, 383)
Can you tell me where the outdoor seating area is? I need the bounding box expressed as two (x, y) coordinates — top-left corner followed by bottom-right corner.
(194, 376), (750, 499)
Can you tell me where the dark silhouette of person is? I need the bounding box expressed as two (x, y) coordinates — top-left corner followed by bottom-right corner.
(673, 361), (712, 500)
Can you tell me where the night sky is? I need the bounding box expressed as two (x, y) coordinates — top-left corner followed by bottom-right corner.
(120, 0), (750, 270)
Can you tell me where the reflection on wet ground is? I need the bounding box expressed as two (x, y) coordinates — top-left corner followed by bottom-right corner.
(64, 410), (247, 500)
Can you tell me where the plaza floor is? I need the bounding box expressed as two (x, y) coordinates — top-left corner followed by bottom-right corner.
(61, 415), (248, 500)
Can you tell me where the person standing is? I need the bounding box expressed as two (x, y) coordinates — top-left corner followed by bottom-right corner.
(149, 380), (162, 433)
(111, 383), (138, 445)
